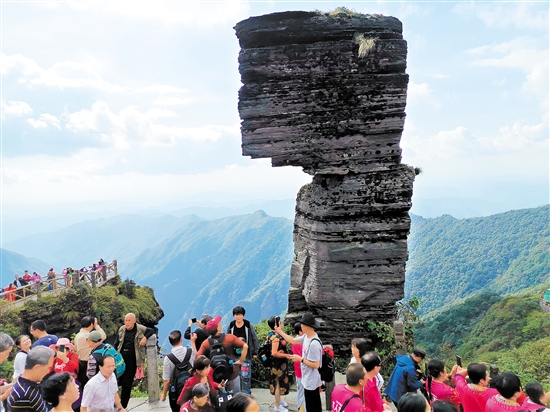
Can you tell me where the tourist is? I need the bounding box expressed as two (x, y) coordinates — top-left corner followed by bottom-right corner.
(384, 347), (427, 409)
(85, 330), (108, 378)
(360, 351), (391, 412)
(185, 314), (212, 353)
(351, 337), (384, 391)
(177, 355), (222, 412)
(398, 392), (431, 412)
(5, 283), (17, 301)
(81, 355), (126, 412)
(453, 363), (498, 412)
(522, 382), (550, 411)
(226, 306), (259, 395)
(266, 315), (291, 412)
(51, 338), (79, 378)
(22, 270), (32, 284)
(0, 333), (15, 405)
(485, 372), (525, 412)
(226, 393), (260, 412)
(276, 313), (324, 412)
(13, 334), (32, 379)
(432, 400), (461, 412)
(161, 330), (197, 412)
(331, 363), (367, 412)
(31, 271), (42, 292)
(30, 319), (59, 347)
(8, 346), (55, 412)
(41, 372), (81, 412)
(291, 322), (305, 412)
(196, 315), (248, 393)
(114, 312), (155, 408)
(46, 268), (56, 290)
(180, 383), (211, 412)
(74, 316), (106, 386)
(426, 359), (460, 410)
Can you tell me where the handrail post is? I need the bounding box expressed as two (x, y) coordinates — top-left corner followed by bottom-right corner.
(146, 334), (159, 403)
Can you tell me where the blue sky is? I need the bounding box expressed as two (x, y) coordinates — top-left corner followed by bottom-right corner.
(1, 1), (548, 224)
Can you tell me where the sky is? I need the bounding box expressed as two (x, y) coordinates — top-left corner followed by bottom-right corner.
(1, 0), (548, 237)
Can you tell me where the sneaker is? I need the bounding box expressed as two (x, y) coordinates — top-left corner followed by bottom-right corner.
(274, 406), (288, 412)
(280, 400), (289, 408)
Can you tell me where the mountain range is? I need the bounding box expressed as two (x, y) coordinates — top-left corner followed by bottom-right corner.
(1, 205), (548, 341)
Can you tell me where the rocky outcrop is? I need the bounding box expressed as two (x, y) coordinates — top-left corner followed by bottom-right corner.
(235, 10), (415, 353)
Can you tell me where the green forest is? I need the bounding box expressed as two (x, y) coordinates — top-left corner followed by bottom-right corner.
(406, 205), (549, 314)
(415, 291), (550, 388)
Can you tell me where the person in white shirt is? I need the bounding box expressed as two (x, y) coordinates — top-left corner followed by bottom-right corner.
(276, 313), (323, 412)
(81, 355), (126, 412)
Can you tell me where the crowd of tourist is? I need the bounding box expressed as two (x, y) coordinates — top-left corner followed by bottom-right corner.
(0, 305), (549, 412)
(1, 259), (112, 302)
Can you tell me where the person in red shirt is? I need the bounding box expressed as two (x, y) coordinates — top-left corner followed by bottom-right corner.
(331, 363), (367, 412)
(485, 372), (525, 412)
(5, 283), (17, 301)
(50, 338), (79, 378)
(426, 360), (460, 411)
(453, 363), (498, 412)
(177, 356), (222, 411)
(360, 352), (391, 412)
(196, 316), (248, 394)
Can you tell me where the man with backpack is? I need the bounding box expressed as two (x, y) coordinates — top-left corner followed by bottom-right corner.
(276, 313), (324, 412)
(86, 330), (126, 380)
(226, 306), (259, 395)
(196, 315), (248, 394)
(161, 330), (197, 412)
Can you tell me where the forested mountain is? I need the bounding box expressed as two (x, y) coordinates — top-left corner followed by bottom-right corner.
(0, 248), (52, 284)
(4, 214), (201, 270)
(406, 205), (549, 314)
(415, 291), (550, 387)
(124, 211), (294, 337)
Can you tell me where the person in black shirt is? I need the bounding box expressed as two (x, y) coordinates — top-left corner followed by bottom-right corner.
(114, 313), (154, 408)
(184, 314), (212, 350)
(226, 306), (259, 395)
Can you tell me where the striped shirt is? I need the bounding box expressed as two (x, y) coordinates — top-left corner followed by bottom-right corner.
(7, 376), (50, 412)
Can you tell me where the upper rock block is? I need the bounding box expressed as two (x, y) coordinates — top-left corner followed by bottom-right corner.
(235, 11), (409, 175)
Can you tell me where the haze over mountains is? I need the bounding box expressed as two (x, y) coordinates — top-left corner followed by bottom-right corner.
(1, 204), (548, 340)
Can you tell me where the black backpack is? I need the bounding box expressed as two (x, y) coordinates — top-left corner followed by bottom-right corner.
(167, 348), (192, 402)
(310, 338), (335, 382)
(258, 338), (272, 367)
(209, 334), (233, 383)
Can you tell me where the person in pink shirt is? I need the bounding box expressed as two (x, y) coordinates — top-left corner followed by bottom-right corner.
(454, 363), (498, 412)
(522, 382), (550, 411)
(331, 363), (367, 412)
(485, 372), (524, 412)
(291, 322), (305, 412)
(360, 352), (391, 412)
(426, 360), (460, 411)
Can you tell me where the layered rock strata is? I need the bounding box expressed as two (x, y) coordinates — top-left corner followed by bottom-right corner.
(235, 10), (415, 353)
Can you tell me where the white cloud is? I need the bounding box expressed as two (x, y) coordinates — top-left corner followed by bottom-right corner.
(63, 101), (239, 149)
(153, 97), (193, 106)
(0, 53), (43, 76)
(1, 100), (33, 119)
(27, 113), (61, 130)
(63, 0), (250, 28)
(407, 81), (440, 108)
(466, 38), (549, 117)
(453, 2), (549, 30)
(30, 60), (124, 92)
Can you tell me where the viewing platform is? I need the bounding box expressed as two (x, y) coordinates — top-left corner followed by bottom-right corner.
(0, 260), (118, 310)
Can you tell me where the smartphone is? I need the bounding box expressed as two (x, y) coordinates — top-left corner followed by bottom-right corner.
(59, 344), (66, 352)
(191, 317), (197, 323)
(456, 355), (462, 367)
(221, 379), (228, 386)
(275, 316), (280, 327)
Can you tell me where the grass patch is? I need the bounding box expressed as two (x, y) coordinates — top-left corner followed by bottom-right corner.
(354, 34), (378, 58)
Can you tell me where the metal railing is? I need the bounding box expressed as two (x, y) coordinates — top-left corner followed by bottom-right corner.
(0, 260), (118, 307)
